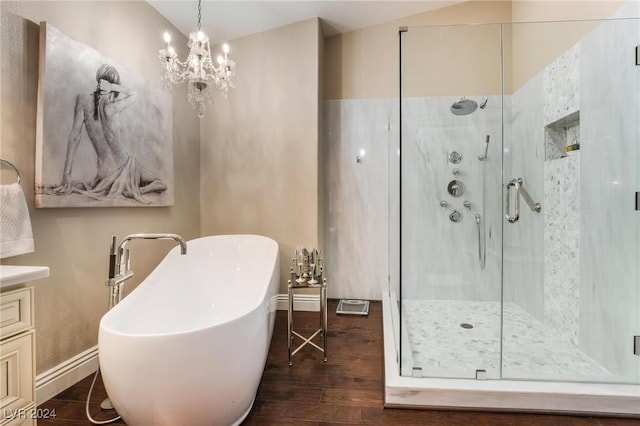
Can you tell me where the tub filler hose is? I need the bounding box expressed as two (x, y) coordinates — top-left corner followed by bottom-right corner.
(86, 367), (121, 424)
(85, 282), (122, 424)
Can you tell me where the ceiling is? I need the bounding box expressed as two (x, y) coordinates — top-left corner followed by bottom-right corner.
(147, 1), (465, 44)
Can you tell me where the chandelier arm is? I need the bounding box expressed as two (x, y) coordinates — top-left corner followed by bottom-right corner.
(164, 59), (194, 85)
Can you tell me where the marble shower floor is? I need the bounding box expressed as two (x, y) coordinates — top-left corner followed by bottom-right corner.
(403, 299), (611, 380)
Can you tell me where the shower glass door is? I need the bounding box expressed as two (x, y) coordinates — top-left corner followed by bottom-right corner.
(501, 17), (640, 384)
(400, 14), (639, 385)
(399, 24), (504, 379)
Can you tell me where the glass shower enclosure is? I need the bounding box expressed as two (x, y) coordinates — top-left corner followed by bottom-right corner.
(394, 15), (640, 395)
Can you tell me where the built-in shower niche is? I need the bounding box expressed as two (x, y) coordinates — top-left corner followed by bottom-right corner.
(544, 110), (580, 161)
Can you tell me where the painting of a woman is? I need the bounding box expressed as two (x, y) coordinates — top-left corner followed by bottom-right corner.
(36, 22), (173, 208)
(48, 64), (167, 203)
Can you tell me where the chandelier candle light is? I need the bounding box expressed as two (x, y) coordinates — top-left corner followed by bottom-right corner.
(159, 0), (236, 118)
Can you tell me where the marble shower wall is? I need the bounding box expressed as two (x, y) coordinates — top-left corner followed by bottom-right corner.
(325, 95), (502, 302)
(401, 96), (502, 301)
(324, 99), (395, 300)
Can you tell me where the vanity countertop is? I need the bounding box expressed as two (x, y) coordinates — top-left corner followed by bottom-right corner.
(0, 265), (50, 288)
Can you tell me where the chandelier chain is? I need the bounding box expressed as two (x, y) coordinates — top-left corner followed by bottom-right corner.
(197, 0), (202, 31)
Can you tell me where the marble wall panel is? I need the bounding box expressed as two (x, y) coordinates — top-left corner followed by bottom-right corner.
(325, 95), (502, 303)
(401, 96), (502, 301)
(324, 99), (395, 300)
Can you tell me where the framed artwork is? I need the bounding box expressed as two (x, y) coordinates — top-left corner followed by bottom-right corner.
(35, 22), (174, 208)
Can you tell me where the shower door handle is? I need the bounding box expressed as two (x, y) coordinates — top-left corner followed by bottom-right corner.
(506, 179), (520, 223)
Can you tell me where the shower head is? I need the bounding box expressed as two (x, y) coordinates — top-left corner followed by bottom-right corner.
(450, 97), (478, 116)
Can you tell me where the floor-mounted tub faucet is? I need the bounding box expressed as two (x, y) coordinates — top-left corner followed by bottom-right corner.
(107, 233), (187, 292)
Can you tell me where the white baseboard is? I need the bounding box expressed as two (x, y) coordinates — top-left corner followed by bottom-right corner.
(35, 345), (98, 405)
(276, 293), (320, 311)
(35, 294), (318, 404)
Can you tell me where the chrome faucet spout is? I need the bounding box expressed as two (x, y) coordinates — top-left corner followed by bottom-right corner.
(118, 233), (187, 256)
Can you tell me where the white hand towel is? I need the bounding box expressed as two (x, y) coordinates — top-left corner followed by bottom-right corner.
(0, 182), (34, 258)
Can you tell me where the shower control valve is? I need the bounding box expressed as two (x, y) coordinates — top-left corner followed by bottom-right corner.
(447, 179), (465, 197)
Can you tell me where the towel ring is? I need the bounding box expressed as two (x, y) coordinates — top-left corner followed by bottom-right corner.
(0, 159), (21, 184)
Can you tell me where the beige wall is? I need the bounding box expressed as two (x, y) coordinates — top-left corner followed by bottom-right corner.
(325, 0), (634, 100)
(200, 18), (322, 293)
(324, 1), (512, 100)
(0, 1), (201, 374)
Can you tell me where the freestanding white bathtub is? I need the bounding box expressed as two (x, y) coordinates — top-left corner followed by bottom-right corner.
(98, 234), (279, 426)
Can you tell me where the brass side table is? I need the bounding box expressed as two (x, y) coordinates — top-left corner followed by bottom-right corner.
(287, 250), (327, 365)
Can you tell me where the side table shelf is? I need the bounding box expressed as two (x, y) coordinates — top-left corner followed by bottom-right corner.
(287, 279), (327, 365)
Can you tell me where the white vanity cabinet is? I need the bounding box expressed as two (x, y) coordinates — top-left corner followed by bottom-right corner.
(1, 266), (48, 426)
(1, 287), (35, 425)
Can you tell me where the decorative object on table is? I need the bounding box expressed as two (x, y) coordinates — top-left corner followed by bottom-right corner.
(0, 159), (34, 258)
(292, 246), (322, 285)
(35, 22), (173, 208)
(288, 246), (327, 365)
(158, 0), (236, 118)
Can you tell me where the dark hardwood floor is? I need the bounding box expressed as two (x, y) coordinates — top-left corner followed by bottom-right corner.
(38, 300), (638, 425)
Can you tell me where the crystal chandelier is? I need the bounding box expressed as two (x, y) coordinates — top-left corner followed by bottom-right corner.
(159, 0), (236, 118)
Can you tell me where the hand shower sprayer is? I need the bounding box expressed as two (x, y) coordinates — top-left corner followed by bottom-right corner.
(478, 135), (490, 161)
(475, 134), (490, 270)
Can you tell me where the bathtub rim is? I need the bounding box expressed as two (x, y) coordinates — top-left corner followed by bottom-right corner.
(99, 234), (279, 338)
(382, 292), (640, 416)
